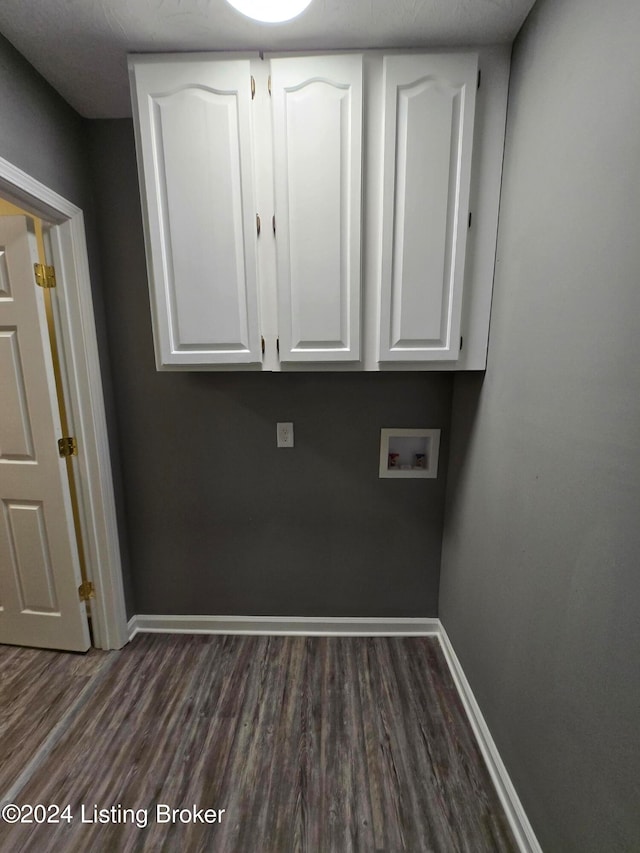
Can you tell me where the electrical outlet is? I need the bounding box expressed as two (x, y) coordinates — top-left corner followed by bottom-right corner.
(277, 422), (294, 448)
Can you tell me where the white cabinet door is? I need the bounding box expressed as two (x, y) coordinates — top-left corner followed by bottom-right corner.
(130, 57), (262, 368)
(378, 53), (478, 362)
(270, 54), (363, 362)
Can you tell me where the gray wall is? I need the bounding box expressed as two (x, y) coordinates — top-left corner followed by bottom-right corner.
(0, 32), (88, 209)
(0, 32), (135, 615)
(439, 0), (640, 850)
(88, 120), (452, 617)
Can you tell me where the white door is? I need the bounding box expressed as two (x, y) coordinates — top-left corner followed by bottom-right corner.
(130, 55), (262, 368)
(270, 54), (363, 363)
(0, 216), (90, 651)
(378, 53), (478, 362)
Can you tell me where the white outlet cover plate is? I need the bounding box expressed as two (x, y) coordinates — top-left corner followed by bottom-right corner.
(277, 422), (294, 448)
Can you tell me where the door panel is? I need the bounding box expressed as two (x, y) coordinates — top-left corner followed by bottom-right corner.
(379, 53), (478, 362)
(0, 328), (36, 459)
(4, 501), (58, 612)
(0, 247), (11, 297)
(271, 54), (363, 362)
(0, 216), (90, 651)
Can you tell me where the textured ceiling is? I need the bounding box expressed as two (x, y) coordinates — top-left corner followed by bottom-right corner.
(0, 0), (534, 118)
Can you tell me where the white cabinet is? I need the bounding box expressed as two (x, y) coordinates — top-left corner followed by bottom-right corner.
(130, 52), (363, 370)
(270, 54), (362, 362)
(129, 48), (509, 372)
(130, 57), (262, 369)
(378, 53), (477, 362)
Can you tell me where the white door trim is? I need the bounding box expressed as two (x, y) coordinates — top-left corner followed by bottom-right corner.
(0, 155), (128, 650)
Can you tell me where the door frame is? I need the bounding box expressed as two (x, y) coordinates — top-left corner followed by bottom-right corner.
(0, 155), (128, 650)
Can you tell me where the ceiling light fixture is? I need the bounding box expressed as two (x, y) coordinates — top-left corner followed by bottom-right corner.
(225, 0), (313, 24)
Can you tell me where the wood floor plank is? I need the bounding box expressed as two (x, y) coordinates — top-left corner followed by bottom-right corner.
(292, 635), (323, 853)
(0, 634), (217, 852)
(0, 634), (517, 853)
(0, 644), (110, 798)
(260, 637), (305, 851)
(214, 636), (294, 852)
(404, 639), (514, 852)
(139, 634), (256, 853)
(355, 638), (396, 852)
(389, 639), (478, 851)
(372, 637), (446, 851)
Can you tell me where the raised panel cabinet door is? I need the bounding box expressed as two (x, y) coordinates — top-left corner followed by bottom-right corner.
(270, 54), (363, 362)
(130, 56), (262, 367)
(379, 53), (478, 362)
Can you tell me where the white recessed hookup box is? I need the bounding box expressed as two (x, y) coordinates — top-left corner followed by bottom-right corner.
(379, 428), (441, 479)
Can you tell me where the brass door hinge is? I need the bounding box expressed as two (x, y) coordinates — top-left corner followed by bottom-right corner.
(78, 580), (95, 602)
(58, 436), (78, 458)
(34, 263), (56, 288)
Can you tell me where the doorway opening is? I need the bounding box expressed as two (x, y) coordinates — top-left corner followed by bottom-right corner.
(0, 156), (127, 650)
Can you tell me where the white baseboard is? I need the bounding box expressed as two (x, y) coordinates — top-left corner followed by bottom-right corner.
(437, 625), (543, 853)
(125, 613), (541, 853)
(127, 614), (439, 639)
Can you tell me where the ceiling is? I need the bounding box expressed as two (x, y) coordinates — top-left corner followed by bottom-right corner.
(0, 0), (535, 118)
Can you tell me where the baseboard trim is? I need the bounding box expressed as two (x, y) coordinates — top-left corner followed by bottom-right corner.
(437, 625), (542, 853)
(128, 614), (439, 638)
(125, 612), (540, 853)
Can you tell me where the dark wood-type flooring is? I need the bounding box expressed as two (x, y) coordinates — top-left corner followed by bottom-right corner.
(0, 634), (517, 852)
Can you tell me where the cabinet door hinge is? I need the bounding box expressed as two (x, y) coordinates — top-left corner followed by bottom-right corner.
(272, 214), (276, 235)
(276, 337), (280, 356)
(268, 75), (271, 96)
(477, 68), (481, 89)
(34, 262), (56, 288)
(78, 580), (95, 602)
(468, 211), (472, 229)
(256, 213), (261, 236)
(58, 436), (78, 458)
(251, 75), (256, 100)
(261, 335), (265, 356)
(460, 336), (464, 352)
